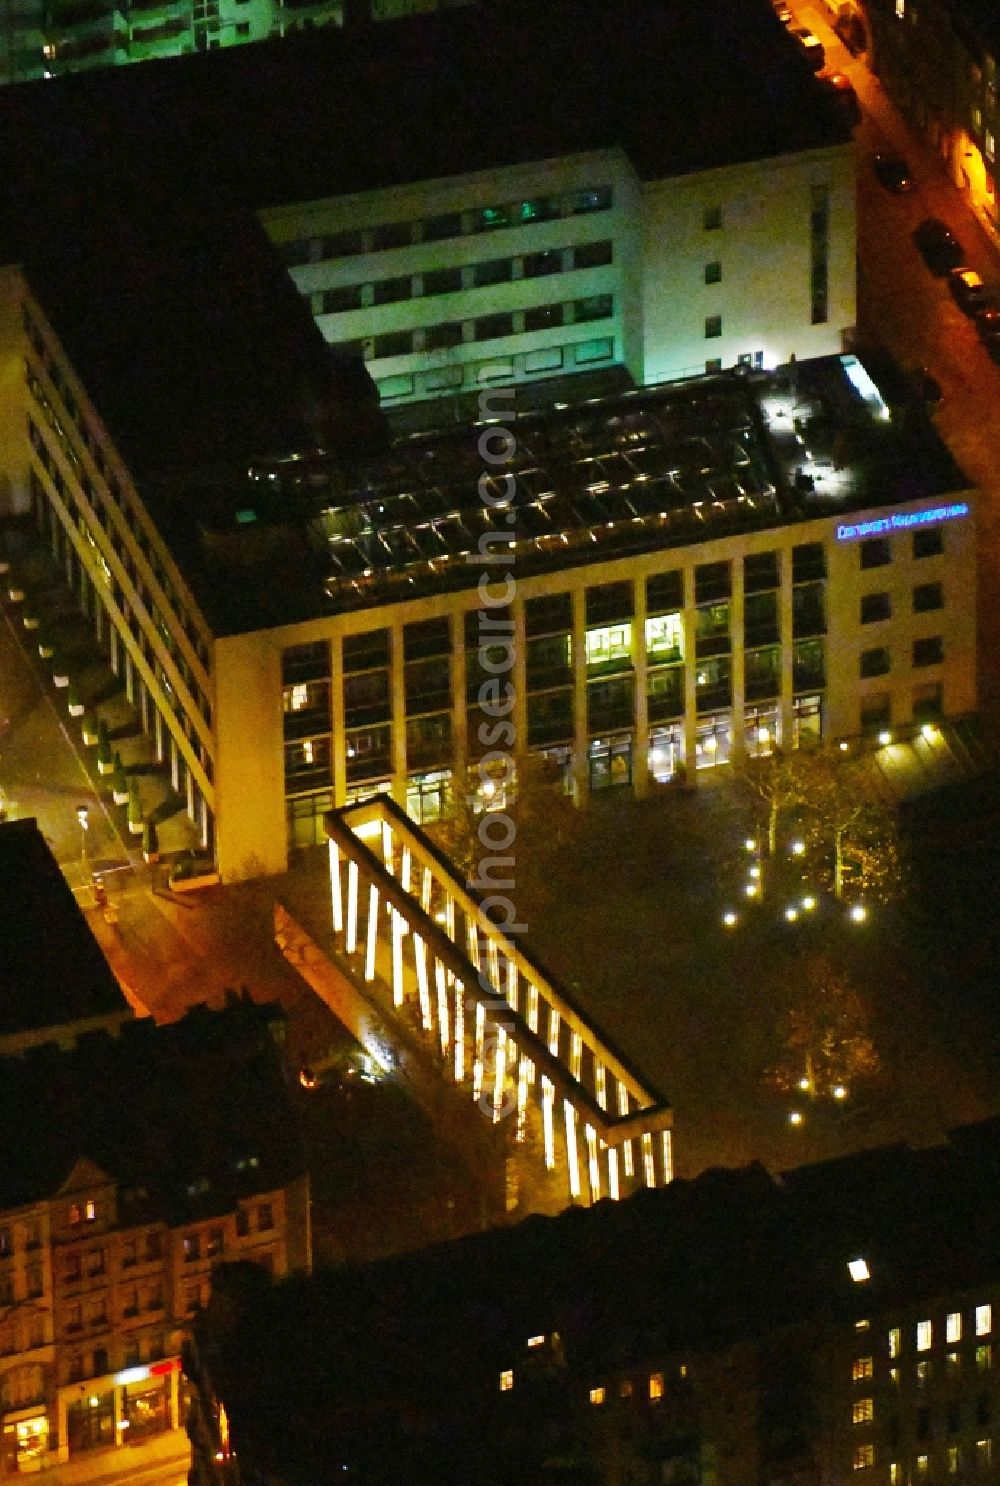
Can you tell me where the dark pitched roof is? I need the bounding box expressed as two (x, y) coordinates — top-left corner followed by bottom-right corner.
(0, 817), (128, 1038)
(0, 991), (305, 1216)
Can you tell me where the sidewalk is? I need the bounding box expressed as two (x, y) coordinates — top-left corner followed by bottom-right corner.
(32, 1430), (189, 1486)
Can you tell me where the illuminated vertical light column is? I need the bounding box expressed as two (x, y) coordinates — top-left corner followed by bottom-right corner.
(564, 1101), (581, 1200)
(435, 959), (450, 1057)
(487, 939), (500, 995)
(526, 983), (539, 1033)
(467, 922), (482, 973)
(364, 884), (379, 982)
(345, 860), (359, 954)
(570, 1031), (583, 1081)
(661, 1130), (674, 1184)
(492, 1026), (508, 1123)
(329, 841), (343, 933)
(453, 981), (465, 1082)
(401, 846), (412, 894)
(607, 1145), (620, 1201)
(413, 933), (432, 1031)
(641, 1132), (655, 1188)
(473, 1003), (486, 1101)
(506, 959), (518, 1012)
(421, 867), (433, 914)
(541, 1078), (555, 1169)
(445, 896), (455, 944)
(516, 1056), (529, 1142)
(381, 820), (393, 873)
(618, 1084), (634, 1177)
(391, 909), (404, 1008)
(585, 1124), (600, 1201)
(595, 1062), (607, 1110)
(548, 1009), (561, 1058)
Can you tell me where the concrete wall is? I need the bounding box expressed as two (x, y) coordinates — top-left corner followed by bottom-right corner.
(0, 268), (32, 517)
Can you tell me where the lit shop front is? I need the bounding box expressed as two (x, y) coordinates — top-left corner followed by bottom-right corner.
(1, 1411), (49, 1474)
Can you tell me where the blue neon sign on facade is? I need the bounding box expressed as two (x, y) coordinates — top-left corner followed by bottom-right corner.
(835, 501), (969, 543)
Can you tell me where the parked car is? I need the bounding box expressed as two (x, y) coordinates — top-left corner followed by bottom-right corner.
(820, 71), (861, 125)
(791, 26), (825, 68)
(873, 153), (913, 192)
(913, 217), (965, 274)
(947, 267), (990, 314)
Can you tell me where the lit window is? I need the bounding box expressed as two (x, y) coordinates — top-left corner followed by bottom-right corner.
(854, 1444), (874, 1470)
(499, 1370), (514, 1392)
(589, 1387), (606, 1405)
(948, 1446), (959, 1475)
(527, 1335), (544, 1348)
(977, 1439), (992, 1465)
(977, 1305), (992, 1336)
(856, 1319), (870, 1332)
(889, 1327), (901, 1358)
(853, 1398), (874, 1424)
(987, 130), (996, 161)
(84, 1201), (96, 1222)
(853, 1357), (874, 1381)
(895, 0), (904, 14)
(946, 1351), (960, 1375)
(890, 1464), (899, 1484)
(976, 1344), (993, 1370)
(585, 623), (632, 667)
(645, 613), (683, 661)
(649, 1372), (664, 1401)
(947, 1313), (962, 1343)
(290, 684), (309, 711)
(849, 1258), (871, 1283)
(917, 1361), (931, 1386)
(889, 1367), (899, 1387)
(917, 1321), (933, 1352)
(916, 1455), (929, 1478)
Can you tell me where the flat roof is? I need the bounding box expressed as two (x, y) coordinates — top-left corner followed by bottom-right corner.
(0, 0), (851, 219)
(178, 355), (968, 634)
(0, 818), (129, 1038)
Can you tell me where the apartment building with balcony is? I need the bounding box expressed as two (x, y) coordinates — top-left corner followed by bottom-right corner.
(0, 996), (309, 1478)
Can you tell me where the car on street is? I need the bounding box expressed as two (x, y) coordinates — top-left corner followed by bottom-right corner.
(913, 217), (965, 275)
(820, 71), (861, 125)
(873, 153), (913, 193)
(791, 26), (825, 68)
(947, 267), (990, 314)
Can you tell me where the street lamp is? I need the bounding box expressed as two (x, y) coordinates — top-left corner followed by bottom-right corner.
(76, 805), (89, 879)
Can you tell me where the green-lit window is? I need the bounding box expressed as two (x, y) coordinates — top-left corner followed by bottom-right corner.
(585, 623), (632, 668)
(645, 613), (683, 662)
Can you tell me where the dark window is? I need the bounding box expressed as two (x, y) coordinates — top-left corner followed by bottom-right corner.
(860, 647), (891, 678)
(913, 636), (944, 666)
(524, 304), (564, 332)
(647, 570), (683, 613)
(282, 640), (329, 684)
(321, 284), (364, 315)
(422, 267), (463, 296)
(695, 561), (731, 603)
(571, 186), (612, 214)
(704, 260), (722, 284)
(705, 358), (722, 373)
(279, 238), (312, 267)
(745, 646), (780, 701)
(913, 581), (943, 612)
(586, 581), (633, 625)
(474, 313), (514, 341)
(372, 222), (412, 251)
(527, 689), (574, 746)
(810, 184), (830, 325)
(425, 322), (464, 351)
(343, 630), (390, 672)
(647, 667), (684, 721)
(860, 537), (892, 568)
(860, 592), (892, 624)
(793, 582), (826, 636)
(473, 258), (512, 287)
(372, 331), (413, 359)
(524, 249), (563, 278)
(257, 1203), (274, 1232)
(236, 1210), (249, 1238)
(405, 656), (450, 714)
(406, 712), (452, 767)
(793, 639), (825, 690)
(525, 593), (572, 635)
(695, 603), (730, 655)
(344, 671), (390, 725)
(695, 657), (731, 710)
(373, 276), (412, 305)
(320, 229), (363, 259)
(744, 551), (780, 593)
(917, 1408), (931, 1441)
(703, 204), (722, 230)
(587, 675), (635, 732)
(744, 590), (779, 646)
(792, 542), (826, 582)
(404, 617), (451, 660)
(574, 294), (613, 323)
(573, 240), (613, 269)
(704, 315), (722, 338)
(423, 213), (463, 242)
(914, 527), (944, 558)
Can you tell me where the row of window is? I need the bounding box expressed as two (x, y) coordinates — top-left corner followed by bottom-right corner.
(855, 1439), (994, 1474)
(343, 295), (615, 361)
(64, 1334), (171, 1386)
(314, 240), (614, 314)
(278, 186), (615, 267)
(862, 585), (945, 625)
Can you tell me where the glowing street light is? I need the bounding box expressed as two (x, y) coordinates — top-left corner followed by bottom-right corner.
(838, 740), (850, 752)
(878, 729), (893, 746)
(921, 722), (940, 742)
(788, 1109), (804, 1126)
(832, 1084), (848, 1100)
(749, 864), (761, 879)
(744, 837), (757, 853)
(802, 895), (816, 911)
(722, 910), (738, 928)
(849, 903), (868, 924)
(790, 839), (806, 856)
(784, 906), (799, 922)
(744, 882), (759, 899)
(798, 1076), (811, 1092)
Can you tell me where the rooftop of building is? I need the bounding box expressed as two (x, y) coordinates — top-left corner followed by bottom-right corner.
(171, 353), (967, 634)
(0, 817), (130, 1039)
(195, 1118), (1000, 1481)
(0, 0), (851, 218)
(0, 990), (306, 1218)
